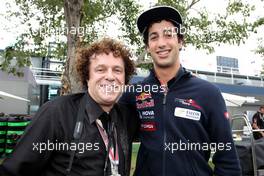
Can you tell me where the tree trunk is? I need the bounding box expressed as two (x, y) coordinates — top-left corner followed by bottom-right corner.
(61, 0), (84, 95)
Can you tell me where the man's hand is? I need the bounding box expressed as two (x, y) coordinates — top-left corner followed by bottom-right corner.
(252, 123), (264, 137)
(252, 123), (259, 129)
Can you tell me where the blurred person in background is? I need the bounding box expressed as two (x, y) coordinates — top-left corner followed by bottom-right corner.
(252, 105), (264, 140)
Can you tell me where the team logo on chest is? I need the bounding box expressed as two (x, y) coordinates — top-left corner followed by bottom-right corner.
(136, 92), (154, 109)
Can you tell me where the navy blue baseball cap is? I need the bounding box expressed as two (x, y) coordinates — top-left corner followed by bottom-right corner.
(137, 5), (183, 35)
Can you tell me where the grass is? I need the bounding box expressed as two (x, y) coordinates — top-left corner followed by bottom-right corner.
(130, 142), (140, 175)
(130, 143), (215, 175)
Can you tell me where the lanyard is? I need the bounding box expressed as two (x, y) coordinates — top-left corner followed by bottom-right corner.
(66, 93), (86, 176)
(96, 120), (120, 176)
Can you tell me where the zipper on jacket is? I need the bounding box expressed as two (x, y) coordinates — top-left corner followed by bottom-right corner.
(162, 88), (168, 176)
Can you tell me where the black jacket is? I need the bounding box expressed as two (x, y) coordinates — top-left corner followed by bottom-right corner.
(0, 92), (136, 176)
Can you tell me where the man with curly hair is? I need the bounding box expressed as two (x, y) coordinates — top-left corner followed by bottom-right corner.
(0, 38), (136, 176)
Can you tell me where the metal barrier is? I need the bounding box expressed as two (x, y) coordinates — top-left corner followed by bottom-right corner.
(31, 67), (62, 81)
(31, 67), (62, 85)
(231, 114), (264, 176)
(189, 68), (264, 87)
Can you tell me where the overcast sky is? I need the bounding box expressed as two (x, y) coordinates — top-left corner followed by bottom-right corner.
(0, 0), (263, 76)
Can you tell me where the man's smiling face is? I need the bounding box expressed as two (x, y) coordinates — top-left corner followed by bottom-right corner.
(87, 52), (125, 108)
(147, 20), (182, 69)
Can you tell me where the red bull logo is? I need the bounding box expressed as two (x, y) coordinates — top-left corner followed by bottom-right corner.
(136, 92), (152, 101)
(136, 99), (155, 109)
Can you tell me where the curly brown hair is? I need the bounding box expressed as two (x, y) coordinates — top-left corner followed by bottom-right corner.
(76, 38), (135, 88)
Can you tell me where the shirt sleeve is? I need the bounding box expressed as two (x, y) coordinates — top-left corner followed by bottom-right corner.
(206, 88), (242, 176)
(0, 101), (58, 176)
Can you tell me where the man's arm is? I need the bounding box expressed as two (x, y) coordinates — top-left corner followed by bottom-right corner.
(0, 102), (58, 175)
(206, 88), (241, 176)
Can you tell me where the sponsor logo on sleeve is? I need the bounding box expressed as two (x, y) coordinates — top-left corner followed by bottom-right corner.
(224, 112), (230, 119)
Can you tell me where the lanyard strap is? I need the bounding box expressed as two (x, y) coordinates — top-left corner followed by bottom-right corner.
(96, 120), (119, 175)
(66, 93), (87, 176)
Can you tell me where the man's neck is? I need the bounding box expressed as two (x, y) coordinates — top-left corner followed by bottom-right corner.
(100, 105), (113, 113)
(154, 64), (180, 85)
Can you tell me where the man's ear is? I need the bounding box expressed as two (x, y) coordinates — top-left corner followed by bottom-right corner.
(146, 45), (150, 53)
(178, 38), (184, 51)
(179, 42), (183, 51)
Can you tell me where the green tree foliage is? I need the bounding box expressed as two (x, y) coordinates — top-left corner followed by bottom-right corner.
(157, 0), (261, 52)
(1, 0), (263, 92)
(1, 0), (141, 93)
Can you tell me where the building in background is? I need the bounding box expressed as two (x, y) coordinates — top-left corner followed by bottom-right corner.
(1, 50), (264, 117)
(0, 68), (35, 114)
(29, 56), (62, 114)
(0, 48), (62, 115)
(216, 56), (239, 74)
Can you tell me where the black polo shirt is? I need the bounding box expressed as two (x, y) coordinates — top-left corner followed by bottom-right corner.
(0, 92), (125, 176)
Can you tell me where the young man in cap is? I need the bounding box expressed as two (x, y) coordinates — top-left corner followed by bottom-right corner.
(120, 5), (241, 176)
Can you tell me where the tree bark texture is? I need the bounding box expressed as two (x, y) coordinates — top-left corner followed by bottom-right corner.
(61, 0), (84, 95)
